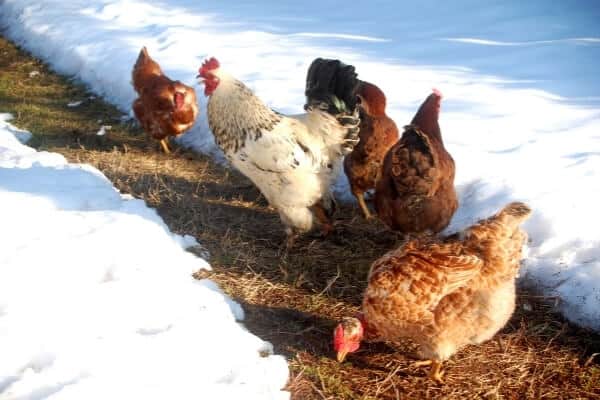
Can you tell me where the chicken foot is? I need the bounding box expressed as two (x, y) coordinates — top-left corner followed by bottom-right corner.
(410, 359), (444, 384)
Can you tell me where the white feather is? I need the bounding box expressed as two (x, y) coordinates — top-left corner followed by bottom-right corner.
(205, 69), (353, 233)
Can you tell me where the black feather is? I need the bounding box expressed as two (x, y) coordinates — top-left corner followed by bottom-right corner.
(304, 58), (359, 115)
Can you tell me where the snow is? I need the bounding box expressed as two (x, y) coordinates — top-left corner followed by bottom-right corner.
(0, 113), (289, 399)
(96, 125), (111, 136)
(0, 0), (598, 336)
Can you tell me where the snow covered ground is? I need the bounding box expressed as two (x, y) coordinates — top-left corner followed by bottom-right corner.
(0, 0), (598, 345)
(0, 114), (289, 399)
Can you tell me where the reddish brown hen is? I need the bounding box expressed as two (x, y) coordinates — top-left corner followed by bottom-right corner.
(375, 89), (457, 234)
(334, 202), (532, 383)
(344, 81), (398, 219)
(132, 47), (199, 153)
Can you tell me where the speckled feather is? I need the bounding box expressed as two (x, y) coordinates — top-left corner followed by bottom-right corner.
(205, 59), (360, 234)
(362, 202), (532, 361)
(207, 80), (282, 154)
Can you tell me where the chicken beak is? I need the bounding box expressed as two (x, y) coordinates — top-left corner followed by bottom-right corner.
(336, 350), (348, 363)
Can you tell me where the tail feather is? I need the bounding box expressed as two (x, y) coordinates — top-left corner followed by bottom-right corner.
(411, 90), (442, 140)
(496, 202), (532, 226)
(466, 201), (532, 243)
(132, 46), (163, 90)
(304, 58), (361, 154)
(462, 202), (531, 277)
(137, 46), (149, 62)
(304, 58), (359, 115)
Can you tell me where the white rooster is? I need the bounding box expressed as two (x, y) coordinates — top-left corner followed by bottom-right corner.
(197, 57), (361, 245)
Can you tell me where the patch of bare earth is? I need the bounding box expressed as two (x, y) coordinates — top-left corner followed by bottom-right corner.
(1, 35), (599, 399)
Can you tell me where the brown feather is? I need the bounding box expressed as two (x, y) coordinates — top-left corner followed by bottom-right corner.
(344, 81), (398, 217)
(362, 202), (532, 363)
(375, 91), (457, 233)
(131, 47), (199, 147)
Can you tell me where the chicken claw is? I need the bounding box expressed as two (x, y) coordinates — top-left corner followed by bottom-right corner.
(410, 360), (444, 384)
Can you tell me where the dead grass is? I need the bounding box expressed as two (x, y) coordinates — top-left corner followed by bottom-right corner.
(0, 33), (144, 151)
(1, 35), (599, 399)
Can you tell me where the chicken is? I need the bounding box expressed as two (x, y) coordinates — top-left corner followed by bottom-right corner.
(132, 47), (199, 153)
(343, 81), (398, 219)
(197, 57), (360, 245)
(333, 202), (532, 383)
(375, 89), (457, 234)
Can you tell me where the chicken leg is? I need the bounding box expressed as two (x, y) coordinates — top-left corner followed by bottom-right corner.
(495, 336), (505, 353)
(282, 226), (299, 250)
(353, 189), (372, 219)
(312, 203), (334, 237)
(159, 138), (171, 154)
(285, 233), (298, 249)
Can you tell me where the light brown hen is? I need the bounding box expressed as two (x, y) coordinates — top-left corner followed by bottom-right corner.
(375, 89), (457, 234)
(344, 81), (398, 219)
(333, 202), (532, 383)
(132, 47), (198, 153)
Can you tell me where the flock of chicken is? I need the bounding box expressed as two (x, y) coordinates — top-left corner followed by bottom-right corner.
(131, 47), (532, 383)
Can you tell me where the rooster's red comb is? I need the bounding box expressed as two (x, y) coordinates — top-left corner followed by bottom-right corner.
(200, 57), (220, 72)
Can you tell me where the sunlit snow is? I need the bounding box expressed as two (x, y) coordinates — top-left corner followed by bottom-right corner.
(0, 114), (289, 399)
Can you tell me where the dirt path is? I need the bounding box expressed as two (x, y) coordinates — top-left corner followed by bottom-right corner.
(1, 36), (599, 399)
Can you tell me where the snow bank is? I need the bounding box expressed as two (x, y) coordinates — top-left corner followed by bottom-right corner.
(0, 114), (289, 399)
(1, 0), (599, 331)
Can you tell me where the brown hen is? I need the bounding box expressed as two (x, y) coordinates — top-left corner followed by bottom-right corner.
(344, 81), (398, 219)
(132, 47), (199, 153)
(333, 202), (532, 383)
(375, 89), (457, 234)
